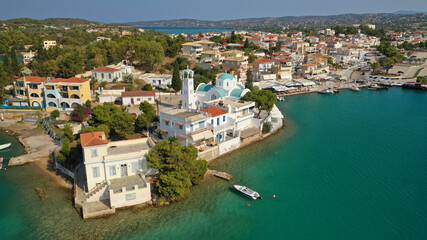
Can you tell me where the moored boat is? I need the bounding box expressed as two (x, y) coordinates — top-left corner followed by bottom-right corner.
(318, 88), (334, 94)
(234, 185), (262, 200)
(402, 82), (427, 90)
(351, 86), (360, 91)
(0, 143), (11, 150)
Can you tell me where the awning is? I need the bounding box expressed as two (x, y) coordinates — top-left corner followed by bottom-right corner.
(203, 131), (213, 139)
(191, 132), (205, 142)
(161, 129), (167, 133)
(190, 130), (214, 142)
(176, 122), (183, 126)
(177, 135), (186, 139)
(163, 119), (169, 122)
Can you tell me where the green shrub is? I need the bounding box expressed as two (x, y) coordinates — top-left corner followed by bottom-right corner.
(262, 122), (272, 133)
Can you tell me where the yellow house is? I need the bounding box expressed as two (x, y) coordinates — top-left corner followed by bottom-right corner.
(14, 76), (47, 107)
(44, 77), (91, 110)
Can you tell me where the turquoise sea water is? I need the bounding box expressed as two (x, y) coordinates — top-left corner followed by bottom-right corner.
(0, 88), (426, 239)
(140, 26), (232, 34)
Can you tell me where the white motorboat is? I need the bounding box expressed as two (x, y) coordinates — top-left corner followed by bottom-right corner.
(234, 185), (262, 200)
(318, 88), (334, 94)
(351, 86), (361, 91)
(0, 143), (11, 150)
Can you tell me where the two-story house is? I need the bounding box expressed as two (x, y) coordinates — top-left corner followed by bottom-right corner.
(159, 108), (213, 146)
(92, 65), (132, 82)
(14, 76), (47, 107)
(44, 77), (91, 110)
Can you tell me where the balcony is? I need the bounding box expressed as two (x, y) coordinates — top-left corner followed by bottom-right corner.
(207, 120), (235, 135)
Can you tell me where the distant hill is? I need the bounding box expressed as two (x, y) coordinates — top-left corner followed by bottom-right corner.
(392, 10), (426, 14)
(0, 18), (105, 29)
(123, 13), (427, 30)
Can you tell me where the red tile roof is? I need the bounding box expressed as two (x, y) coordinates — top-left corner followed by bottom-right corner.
(17, 76), (47, 83)
(201, 106), (228, 117)
(254, 58), (274, 63)
(121, 90), (155, 97)
(273, 51), (290, 56)
(48, 77), (89, 83)
(80, 131), (108, 148)
(92, 66), (120, 72)
(273, 58), (290, 63)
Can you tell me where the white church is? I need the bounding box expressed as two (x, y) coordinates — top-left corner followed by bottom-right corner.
(181, 70), (251, 110)
(159, 69), (260, 146)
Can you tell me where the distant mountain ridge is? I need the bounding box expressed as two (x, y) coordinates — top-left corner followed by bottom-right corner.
(123, 13), (427, 30)
(392, 10), (426, 14)
(0, 18), (104, 28)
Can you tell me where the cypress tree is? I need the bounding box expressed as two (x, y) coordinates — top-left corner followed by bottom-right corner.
(245, 70), (253, 90)
(171, 62), (182, 92)
(3, 54), (10, 75)
(10, 48), (20, 75)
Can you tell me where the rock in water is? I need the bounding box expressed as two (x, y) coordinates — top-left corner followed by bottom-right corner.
(35, 187), (47, 200)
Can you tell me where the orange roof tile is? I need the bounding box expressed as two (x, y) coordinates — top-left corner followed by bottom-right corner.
(121, 90), (155, 97)
(17, 76), (47, 83)
(201, 106), (228, 117)
(92, 66), (120, 72)
(254, 58), (274, 63)
(273, 58), (290, 63)
(48, 77), (89, 84)
(80, 131), (108, 148)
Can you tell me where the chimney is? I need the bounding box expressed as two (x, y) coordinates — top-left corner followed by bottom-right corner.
(101, 132), (106, 140)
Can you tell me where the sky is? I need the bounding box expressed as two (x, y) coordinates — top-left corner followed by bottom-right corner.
(0, 0), (426, 23)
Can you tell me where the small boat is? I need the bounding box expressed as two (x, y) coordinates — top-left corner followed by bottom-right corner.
(351, 86), (360, 91)
(402, 82), (427, 90)
(333, 88), (340, 93)
(0, 143), (11, 150)
(234, 185), (262, 200)
(318, 88), (334, 94)
(277, 96), (284, 101)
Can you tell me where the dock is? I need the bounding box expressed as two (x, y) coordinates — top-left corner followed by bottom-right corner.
(206, 169), (233, 181)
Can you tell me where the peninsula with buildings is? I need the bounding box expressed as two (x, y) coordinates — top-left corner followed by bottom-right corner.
(0, 15), (426, 220)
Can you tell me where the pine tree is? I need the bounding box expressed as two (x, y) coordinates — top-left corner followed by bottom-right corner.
(171, 62), (182, 92)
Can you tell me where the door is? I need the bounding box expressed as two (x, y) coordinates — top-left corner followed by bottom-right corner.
(120, 164), (128, 177)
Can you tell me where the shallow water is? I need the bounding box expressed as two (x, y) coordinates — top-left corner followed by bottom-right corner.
(0, 88), (426, 239)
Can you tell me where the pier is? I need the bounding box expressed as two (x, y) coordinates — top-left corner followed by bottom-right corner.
(206, 169), (233, 181)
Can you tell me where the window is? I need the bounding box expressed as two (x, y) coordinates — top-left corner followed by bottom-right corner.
(223, 116), (226, 122)
(92, 167), (100, 178)
(109, 73), (111, 79)
(101, 73), (104, 79)
(211, 119), (214, 125)
(94, 73), (97, 78)
(71, 86), (78, 90)
(91, 149), (98, 157)
(179, 125), (183, 130)
(109, 166), (116, 176)
(199, 121), (205, 129)
(138, 160), (143, 170)
(165, 121), (169, 126)
(217, 117), (220, 125)
(126, 193), (136, 201)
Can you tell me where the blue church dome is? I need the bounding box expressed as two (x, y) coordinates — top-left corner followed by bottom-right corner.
(217, 73), (234, 80)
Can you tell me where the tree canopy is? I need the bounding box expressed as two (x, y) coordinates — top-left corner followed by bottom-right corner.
(242, 88), (277, 117)
(146, 139), (207, 199)
(88, 102), (135, 139)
